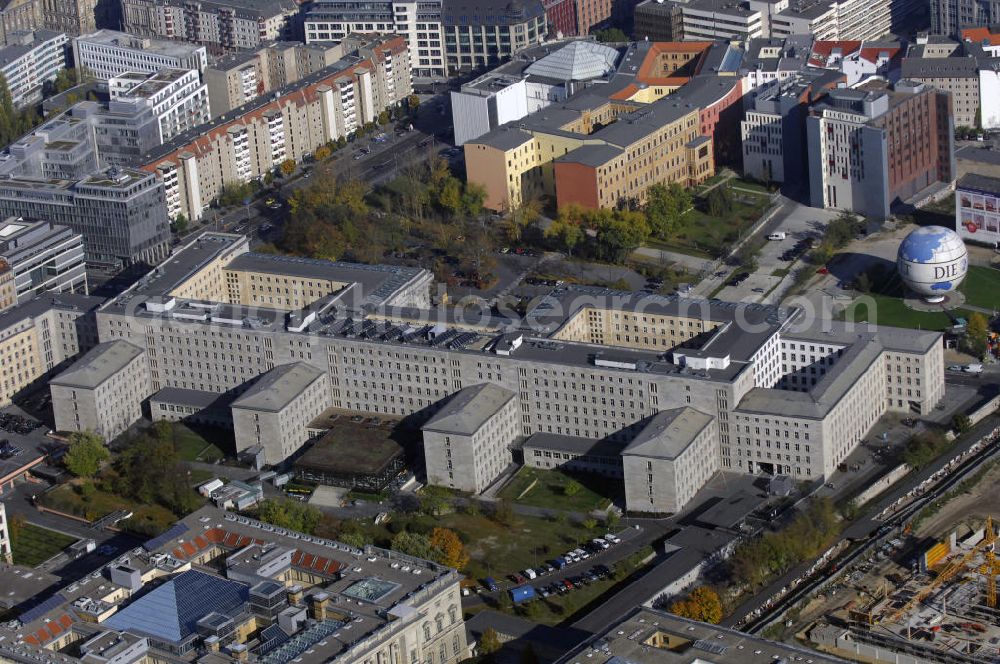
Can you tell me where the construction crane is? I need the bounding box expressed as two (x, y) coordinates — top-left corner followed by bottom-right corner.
(977, 516), (999, 609)
(885, 517), (995, 624)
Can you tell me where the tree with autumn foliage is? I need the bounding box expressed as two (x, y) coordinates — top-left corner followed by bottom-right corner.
(429, 527), (469, 569)
(668, 586), (723, 624)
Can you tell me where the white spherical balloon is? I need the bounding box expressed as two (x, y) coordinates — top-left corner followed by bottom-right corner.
(897, 226), (968, 303)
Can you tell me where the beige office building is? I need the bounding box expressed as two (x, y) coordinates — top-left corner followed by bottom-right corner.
(231, 362), (329, 464)
(421, 383), (518, 494)
(50, 339), (150, 441)
(52, 232), (944, 506)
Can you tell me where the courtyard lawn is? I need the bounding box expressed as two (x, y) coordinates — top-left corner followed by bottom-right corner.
(39, 481), (179, 536)
(172, 424), (226, 463)
(10, 523), (76, 567)
(499, 467), (618, 514)
(960, 265), (1000, 310)
(650, 190), (771, 258)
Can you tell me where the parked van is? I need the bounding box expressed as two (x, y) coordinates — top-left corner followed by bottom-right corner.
(965, 363), (984, 374)
(768, 232), (787, 241)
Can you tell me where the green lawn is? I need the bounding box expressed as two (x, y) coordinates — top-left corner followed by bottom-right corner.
(960, 265), (1000, 310)
(10, 523), (76, 567)
(39, 482), (179, 536)
(172, 424), (226, 463)
(349, 510), (609, 583)
(839, 292), (973, 330)
(498, 467), (619, 513)
(650, 191), (771, 258)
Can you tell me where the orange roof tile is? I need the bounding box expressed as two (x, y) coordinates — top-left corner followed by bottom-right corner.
(963, 26), (1000, 45)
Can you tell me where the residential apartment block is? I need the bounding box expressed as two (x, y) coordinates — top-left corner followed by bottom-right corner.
(139, 35), (412, 221)
(0, 292), (101, 407)
(0, 505), (469, 664)
(121, 0), (298, 53)
(464, 40), (743, 211)
(305, 0), (545, 77)
(0, 217), (86, 303)
(204, 40), (345, 117)
(60, 231), (944, 515)
(902, 36), (1000, 129)
(50, 339), (150, 440)
(73, 29), (209, 81)
(305, 0), (446, 78)
(0, 29), (67, 107)
(805, 79), (954, 219)
(932, 0), (1000, 36)
(108, 68), (211, 144)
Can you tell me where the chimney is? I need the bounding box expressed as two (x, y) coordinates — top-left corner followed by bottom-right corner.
(287, 583), (303, 605)
(204, 636), (220, 653)
(309, 592), (330, 620)
(228, 644), (248, 662)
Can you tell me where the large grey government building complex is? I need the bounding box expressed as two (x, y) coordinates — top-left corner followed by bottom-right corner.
(50, 232), (944, 515)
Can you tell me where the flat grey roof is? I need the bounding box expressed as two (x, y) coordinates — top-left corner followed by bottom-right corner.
(49, 340), (144, 390)
(422, 383), (515, 435)
(622, 408), (714, 459)
(75, 29), (206, 58)
(523, 431), (623, 458)
(231, 362), (325, 412)
(957, 171), (1000, 193)
(559, 607), (850, 664)
(956, 144), (1000, 166)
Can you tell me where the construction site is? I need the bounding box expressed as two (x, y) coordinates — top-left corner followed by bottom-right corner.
(805, 516), (1000, 664)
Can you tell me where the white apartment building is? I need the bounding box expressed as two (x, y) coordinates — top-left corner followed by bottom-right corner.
(109, 68), (210, 144)
(680, 0), (764, 41)
(0, 501), (10, 564)
(0, 30), (67, 107)
(140, 36), (411, 221)
(73, 29), (207, 82)
(305, 0), (445, 78)
(0, 217), (87, 303)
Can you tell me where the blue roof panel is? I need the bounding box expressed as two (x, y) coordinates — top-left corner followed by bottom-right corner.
(104, 570), (249, 643)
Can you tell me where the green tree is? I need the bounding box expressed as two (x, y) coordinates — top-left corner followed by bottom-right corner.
(437, 176), (462, 214)
(461, 182), (486, 217)
(340, 531), (369, 548)
(606, 511), (620, 530)
(63, 431), (109, 478)
(592, 27), (627, 42)
(257, 498), (322, 534)
(544, 215), (584, 255)
(564, 480), (582, 497)
(953, 413), (972, 433)
(407, 94), (420, 112)
(390, 531), (435, 558)
(964, 312), (989, 358)
(171, 213), (189, 235)
(419, 485), (451, 515)
(706, 186), (733, 217)
(592, 208), (650, 263)
(479, 627), (502, 654)
(646, 182), (691, 238)
(582, 517), (598, 530)
(52, 68), (77, 93)
(377, 110), (390, 125)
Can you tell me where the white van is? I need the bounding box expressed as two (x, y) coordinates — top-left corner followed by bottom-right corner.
(965, 363), (984, 374)
(767, 232), (787, 241)
(524, 568), (537, 580)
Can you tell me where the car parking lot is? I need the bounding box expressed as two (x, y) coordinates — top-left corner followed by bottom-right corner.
(475, 532), (627, 604)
